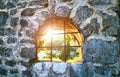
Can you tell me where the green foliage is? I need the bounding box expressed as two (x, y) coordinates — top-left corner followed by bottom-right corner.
(59, 35), (71, 61)
(39, 34), (79, 62)
(69, 51), (79, 59)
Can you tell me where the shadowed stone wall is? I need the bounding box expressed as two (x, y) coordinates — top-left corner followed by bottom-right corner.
(0, 0), (120, 77)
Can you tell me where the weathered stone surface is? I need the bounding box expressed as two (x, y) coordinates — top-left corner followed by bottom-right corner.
(0, 0), (119, 77)
(36, 11), (50, 23)
(0, 28), (16, 36)
(10, 8), (17, 15)
(21, 61), (32, 68)
(10, 74), (25, 77)
(88, 0), (112, 5)
(0, 0), (6, 9)
(10, 17), (19, 27)
(82, 18), (100, 38)
(82, 24), (93, 39)
(0, 59), (2, 64)
(0, 67), (7, 75)
(18, 31), (22, 37)
(101, 55), (117, 64)
(20, 19), (28, 27)
(5, 60), (16, 66)
(73, 6), (93, 25)
(17, 2), (27, 8)
(43, 62), (53, 71)
(21, 8), (35, 16)
(26, 30), (35, 38)
(0, 12), (8, 25)
(11, 0), (19, 4)
(102, 14), (120, 36)
(23, 70), (32, 77)
(8, 28), (16, 35)
(55, 6), (71, 17)
(57, 0), (72, 2)
(86, 63), (94, 77)
(7, 1), (15, 9)
(34, 63), (43, 72)
(70, 63), (87, 77)
(94, 66), (119, 77)
(53, 63), (67, 74)
(0, 46), (13, 57)
(20, 39), (35, 44)
(0, 38), (4, 45)
(29, 0), (48, 7)
(33, 62), (69, 77)
(7, 37), (17, 44)
(0, 28), (4, 36)
(20, 47), (36, 59)
(83, 39), (120, 64)
(41, 11), (50, 19)
(10, 69), (18, 74)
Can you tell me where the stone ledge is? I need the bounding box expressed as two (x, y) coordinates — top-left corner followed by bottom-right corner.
(32, 62), (91, 77)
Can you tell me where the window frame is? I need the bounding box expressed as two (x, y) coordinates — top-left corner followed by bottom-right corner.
(36, 17), (84, 62)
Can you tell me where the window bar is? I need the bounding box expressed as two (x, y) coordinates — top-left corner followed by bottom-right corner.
(50, 20), (53, 62)
(64, 21), (66, 62)
(50, 33), (52, 62)
(38, 32), (79, 36)
(37, 46), (81, 48)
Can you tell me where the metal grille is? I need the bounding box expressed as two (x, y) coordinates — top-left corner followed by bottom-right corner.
(36, 17), (84, 62)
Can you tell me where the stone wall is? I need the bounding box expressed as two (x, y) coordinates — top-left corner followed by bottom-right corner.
(0, 0), (120, 77)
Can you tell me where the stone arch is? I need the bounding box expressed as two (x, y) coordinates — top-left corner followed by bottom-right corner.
(36, 16), (84, 62)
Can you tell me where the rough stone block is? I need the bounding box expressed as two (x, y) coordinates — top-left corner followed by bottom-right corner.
(0, 67), (7, 75)
(82, 18), (100, 38)
(10, 69), (18, 74)
(10, 17), (19, 27)
(26, 30), (35, 38)
(0, 38), (4, 45)
(0, 46), (13, 57)
(20, 19), (28, 27)
(83, 39), (120, 64)
(70, 63), (87, 77)
(0, 1), (6, 9)
(17, 2), (27, 8)
(10, 74), (25, 77)
(88, 0), (112, 5)
(20, 47), (36, 59)
(43, 62), (53, 71)
(10, 9), (17, 15)
(0, 28), (16, 36)
(23, 70), (32, 77)
(29, 0), (48, 7)
(7, 37), (17, 44)
(0, 12), (8, 25)
(7, 1), (15, 9)
(102, 14), (120, 36)
(53, 63), (67, 74)
(20, 39), (35, 44)
(21, 8), (35, 16)
(55, 6), (71, 17)
(5, 60), (16, 66)
(73, 6), (93, 25)
(94, 65), (119, 77)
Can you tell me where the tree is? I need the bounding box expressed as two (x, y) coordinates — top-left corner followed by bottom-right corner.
(59, 35), (71, 61)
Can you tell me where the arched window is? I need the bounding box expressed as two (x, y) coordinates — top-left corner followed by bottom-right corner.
(36, 17), (84, 62)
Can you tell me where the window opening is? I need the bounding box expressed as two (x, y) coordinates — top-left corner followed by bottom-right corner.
(36, 17), (84, 62)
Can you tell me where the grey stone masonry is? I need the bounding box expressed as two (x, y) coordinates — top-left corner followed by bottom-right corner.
(0, 0), (120, 77)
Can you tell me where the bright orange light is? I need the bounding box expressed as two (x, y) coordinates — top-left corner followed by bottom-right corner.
(36, 17), (84, 62)
(42, 29), (64, 40)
